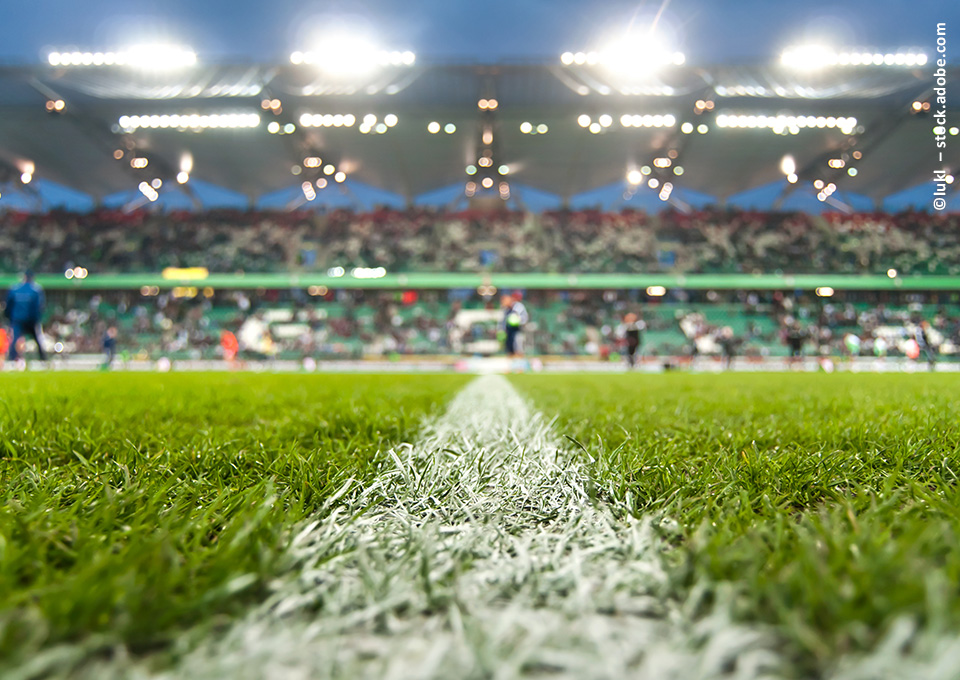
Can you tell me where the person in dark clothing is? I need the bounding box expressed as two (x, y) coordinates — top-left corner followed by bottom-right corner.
(616, 312), (646, 369)
(717, 326), (738, 371)
(102, 325), (118, 369)
(5, 269), (46, 362)
(785, 321), (806, 369)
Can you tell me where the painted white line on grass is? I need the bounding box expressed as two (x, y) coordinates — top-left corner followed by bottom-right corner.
(74, 375), (783, 679)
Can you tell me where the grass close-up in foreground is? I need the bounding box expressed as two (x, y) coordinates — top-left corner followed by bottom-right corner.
(5, 371), (960, 679)
(0, 373), (467, 671)
(514, 373), (960, 677)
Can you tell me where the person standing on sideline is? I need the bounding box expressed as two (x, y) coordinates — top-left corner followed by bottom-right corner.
(717, 326), (738, 371)
(102, 325), (118, 370)
(501, 292), (529, 358)
(915, 320), (938, 371)
(616, 312), (646, 369)
(5, 269), (47, 364)
(784, 320), (806, 370)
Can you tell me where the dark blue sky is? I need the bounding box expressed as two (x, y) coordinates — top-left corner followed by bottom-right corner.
(4, 0), (959, 63)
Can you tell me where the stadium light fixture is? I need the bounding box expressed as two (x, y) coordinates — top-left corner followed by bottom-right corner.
(780, 155), (796, 176)
(49, 45), (197, 70)
(290, 35), (415, 76)
(618, 86), (675, 96)
(118, 113), (261, 131)
(716, 113), (857, 135)
(619, 114), (677, 128)
(298, 113), (358, 128)
(301, 181), (317, 201)
(561, 38), (685, 77)
(138, 181), (159, 202)
(781, 45), (927, 70)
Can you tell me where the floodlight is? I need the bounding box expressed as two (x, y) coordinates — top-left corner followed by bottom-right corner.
(292, 34), (415, 77)
(780, 45), (836, 70)
(780, 155), (796, 176)
(598, 36), (685, 77)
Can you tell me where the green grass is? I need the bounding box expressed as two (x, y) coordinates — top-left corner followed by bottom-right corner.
(0, 373), (467, 668)
(513, 373), (960, 676)
(7, 371), (960, 678)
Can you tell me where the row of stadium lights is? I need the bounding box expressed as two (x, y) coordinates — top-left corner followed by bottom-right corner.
(47, 45), (416, 71)
(48, 46), (197, 68)
(118, 114), (261, 130)
(780, 47), (927, 69)
(560, 50), (686, 66)
(289, 50), (414, 66)
(716, 114), (858, 135)
(578, 113), (675, 133)
(46, 44), (926, 73)
(298, 112), (399, 134)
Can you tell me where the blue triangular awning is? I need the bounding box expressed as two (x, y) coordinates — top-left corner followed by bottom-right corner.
(726, 180), (790, 211)
(779, 187), (837, 213)
(414, 182), (469, 207)
(725, 179), (874, 214)
(507, 183), (562, 211)
(181, 179), (249, 209)
(568, 181), (630, 210)
(102, 178), (250, 211)
(883, 181), (960, 212)
(0, 184), (40, 212)
(258, 179), (408, 211)
(0, 178), (95, 212)
(569, 180), (717, 212)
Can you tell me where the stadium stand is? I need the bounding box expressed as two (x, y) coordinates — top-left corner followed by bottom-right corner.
(5, 208), (960, 276)
(33, 287), (960, 363)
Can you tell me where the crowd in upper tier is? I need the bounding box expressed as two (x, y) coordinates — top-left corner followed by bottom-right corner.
(2, 207), (959, 275)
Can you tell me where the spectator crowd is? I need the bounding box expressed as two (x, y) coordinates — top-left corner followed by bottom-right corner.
(3, 207), (960, 276)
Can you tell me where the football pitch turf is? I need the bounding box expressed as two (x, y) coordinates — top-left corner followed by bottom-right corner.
(3, 372), (960, 678)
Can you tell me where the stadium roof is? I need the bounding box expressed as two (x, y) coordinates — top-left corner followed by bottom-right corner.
(0, 55), (958, 211)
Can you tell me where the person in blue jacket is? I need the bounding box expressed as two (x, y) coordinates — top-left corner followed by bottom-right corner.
(5, 269), (47, 361)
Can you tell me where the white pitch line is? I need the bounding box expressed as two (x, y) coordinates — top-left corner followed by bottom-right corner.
(65, 375), (786, 679)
